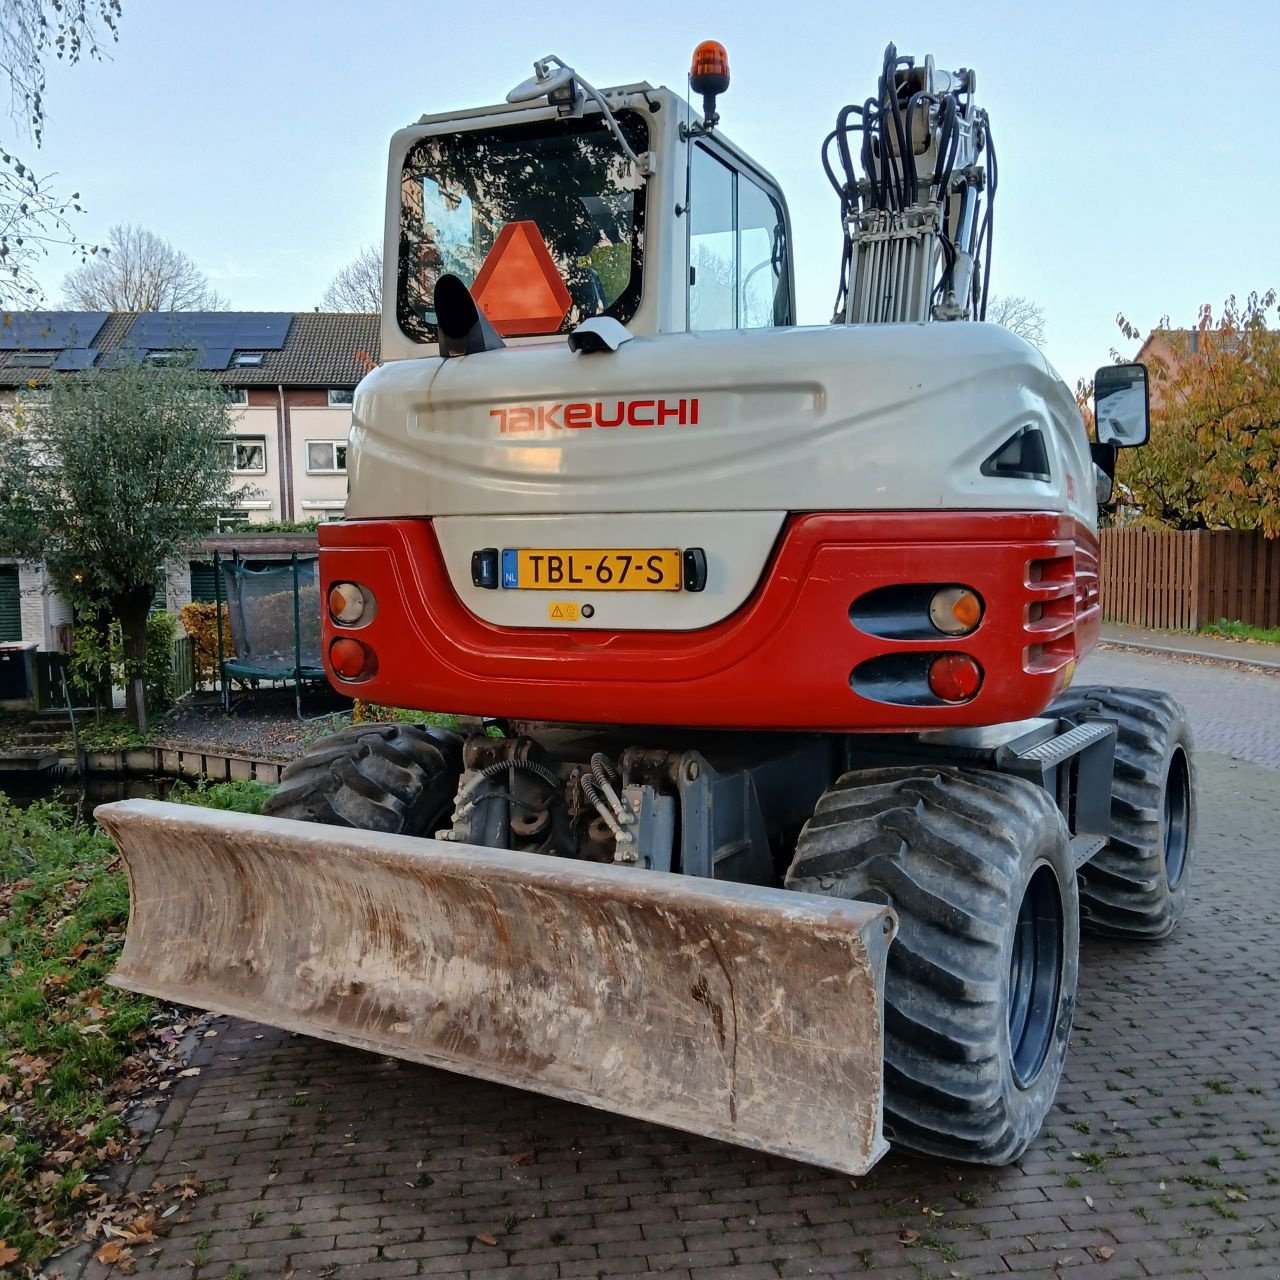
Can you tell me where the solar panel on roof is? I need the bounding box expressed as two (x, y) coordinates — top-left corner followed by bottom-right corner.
(54, 348), (100, 371)
(196, 348), (234, 371)
(0, 312), (109, 350)
(126, 312), (293, 353)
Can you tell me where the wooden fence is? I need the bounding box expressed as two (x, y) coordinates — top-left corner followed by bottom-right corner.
(1100, 528), (1280, 630)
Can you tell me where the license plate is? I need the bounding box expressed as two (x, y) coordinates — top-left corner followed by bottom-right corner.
(502, 548), (681, 591)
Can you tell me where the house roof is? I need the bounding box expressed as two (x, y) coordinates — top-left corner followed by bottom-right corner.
(0, 310), (380, 388)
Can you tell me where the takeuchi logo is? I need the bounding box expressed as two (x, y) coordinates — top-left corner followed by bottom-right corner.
(490, 398), (700, 434)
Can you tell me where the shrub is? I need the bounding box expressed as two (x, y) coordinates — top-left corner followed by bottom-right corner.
(179, 601), (234, 683)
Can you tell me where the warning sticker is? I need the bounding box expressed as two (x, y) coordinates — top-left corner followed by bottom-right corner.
(548, 602), (580, 623)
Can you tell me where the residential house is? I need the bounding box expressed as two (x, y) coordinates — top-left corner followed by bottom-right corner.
(0, 309), (378, 648)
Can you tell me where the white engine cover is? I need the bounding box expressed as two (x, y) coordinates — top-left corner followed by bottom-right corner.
(346, 322), (1096, 629)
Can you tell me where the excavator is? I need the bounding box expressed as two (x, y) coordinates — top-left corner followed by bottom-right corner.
(97, 42), (1196, 1173)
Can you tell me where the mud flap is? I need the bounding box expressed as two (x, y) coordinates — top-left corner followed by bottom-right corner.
(96, 800), (896, 1174)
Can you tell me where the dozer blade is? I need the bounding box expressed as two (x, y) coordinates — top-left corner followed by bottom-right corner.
(96, 799), (896, 1174)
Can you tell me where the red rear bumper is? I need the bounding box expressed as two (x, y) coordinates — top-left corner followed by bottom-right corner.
(319, 511), (1100, 732)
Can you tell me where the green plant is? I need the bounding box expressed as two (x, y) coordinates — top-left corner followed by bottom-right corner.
(1200, 619), (1280, 646)
(351, 699), (459, 729)
(168, 777), (276, 813)
(0, 797), (156, 1266)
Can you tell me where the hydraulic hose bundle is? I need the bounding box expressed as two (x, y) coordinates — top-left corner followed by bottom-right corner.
(824, 43), (996, 325)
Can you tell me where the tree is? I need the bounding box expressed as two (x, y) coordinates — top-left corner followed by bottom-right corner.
(61, 222), (226, 310)
(1113, 291), (1280, 535)
(0, 358), (247, 729)
(986, 294), (1046, 346)
(322, 244), (381, 312)
(0, 1), (122, 304)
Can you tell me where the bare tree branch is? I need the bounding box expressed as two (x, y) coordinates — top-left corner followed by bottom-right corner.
(61, 223), (226, 310)
(0, 1), (122, 305)
(986, 294), (1046, 346)
(322, 244), (381, 312)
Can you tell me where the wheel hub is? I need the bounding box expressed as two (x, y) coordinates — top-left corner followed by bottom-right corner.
(1008, 864), (1065, 1089)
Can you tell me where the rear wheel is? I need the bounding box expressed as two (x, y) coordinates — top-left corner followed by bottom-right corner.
(262, 722), (463, 836)
(786, 766), (1078, 1164)
(1049, 686), (1196, 939)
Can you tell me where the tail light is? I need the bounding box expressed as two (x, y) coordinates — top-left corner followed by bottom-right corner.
(329, 637), (377, 682)
(927, 654), (982, 702)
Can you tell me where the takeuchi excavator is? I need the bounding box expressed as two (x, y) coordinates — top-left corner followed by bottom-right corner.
(97, 42), (1196, 1173)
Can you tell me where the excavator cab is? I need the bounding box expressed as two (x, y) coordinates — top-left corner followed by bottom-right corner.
(381, 60), (795, 362)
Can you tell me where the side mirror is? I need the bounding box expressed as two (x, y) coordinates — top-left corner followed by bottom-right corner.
(1093, 362), (1149, 447)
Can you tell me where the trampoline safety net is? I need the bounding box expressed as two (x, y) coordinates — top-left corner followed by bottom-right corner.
(217, 554), (324, 682)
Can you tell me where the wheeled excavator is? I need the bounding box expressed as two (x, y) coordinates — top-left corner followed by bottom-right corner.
(97, 42), (1196, 1173)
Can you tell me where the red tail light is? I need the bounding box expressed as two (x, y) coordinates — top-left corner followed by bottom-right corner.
(928, 654), (982, 703)
(330, 637), (376, 682)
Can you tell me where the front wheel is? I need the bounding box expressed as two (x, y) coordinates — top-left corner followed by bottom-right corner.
(786, 766), (1079, 1165)
(262, 722), (463, 836)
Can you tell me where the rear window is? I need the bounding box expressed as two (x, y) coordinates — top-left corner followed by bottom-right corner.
(397, 111), (648, 343)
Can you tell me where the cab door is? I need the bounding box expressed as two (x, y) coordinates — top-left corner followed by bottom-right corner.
(687, 142), (794, 331)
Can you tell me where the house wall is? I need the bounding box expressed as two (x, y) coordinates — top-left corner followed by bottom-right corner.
(227, 399), (285, 523)
(290, 398), (351, 522)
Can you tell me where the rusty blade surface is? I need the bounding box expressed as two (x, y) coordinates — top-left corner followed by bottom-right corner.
(96, 799), (895, 1174)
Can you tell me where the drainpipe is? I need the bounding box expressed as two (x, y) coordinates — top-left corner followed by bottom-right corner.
(277, 384), (293, 521)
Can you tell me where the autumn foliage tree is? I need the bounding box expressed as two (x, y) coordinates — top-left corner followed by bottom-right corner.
(1113, 290), (1280, 536)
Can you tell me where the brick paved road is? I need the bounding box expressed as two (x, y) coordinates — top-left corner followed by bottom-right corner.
(73, 656), (1280, 1280)
(1084, 647), (1280, 770)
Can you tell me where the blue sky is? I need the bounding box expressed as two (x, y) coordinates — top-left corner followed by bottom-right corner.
(28, 0), (1279, 386)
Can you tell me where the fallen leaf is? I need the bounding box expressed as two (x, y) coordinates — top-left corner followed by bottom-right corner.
(1225, 1187), (1249, 1202)
(1097, 1246), (1114, 1260)
(474, 1232), (498, 1246)
(510, 1151), (535, 1166)
(0, 1244), (19, 1266)
(94, 1240), (133, 1265)
(176, 1068), (201, 1078)
(1084, 1195), (1094, 1208)
(898, 1229), (920, 1244)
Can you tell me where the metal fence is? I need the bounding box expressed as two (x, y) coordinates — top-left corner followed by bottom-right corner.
(1100, 527), (1280, 630)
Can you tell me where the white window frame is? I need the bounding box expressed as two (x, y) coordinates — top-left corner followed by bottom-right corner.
(305, 439), (348, 474)
(224, 387), (248, 406)
(217, 435), (267, 474)
(327, 388), (355, 408)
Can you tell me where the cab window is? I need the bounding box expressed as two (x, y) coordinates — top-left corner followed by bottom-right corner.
(688, 145), (790, 331)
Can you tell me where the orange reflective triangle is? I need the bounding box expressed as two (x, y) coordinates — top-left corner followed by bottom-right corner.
(470, 221), (573, 337)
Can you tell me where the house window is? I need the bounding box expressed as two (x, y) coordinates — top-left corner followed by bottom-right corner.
(306, 440), (347, 474)
(224, 388), (248, 406)
(327, 388), (355, 408)
(145, 350), (191, 365)
(217, 436), (267, 473)
(216, 510), (250, 532)
(233, 352), (264, 367)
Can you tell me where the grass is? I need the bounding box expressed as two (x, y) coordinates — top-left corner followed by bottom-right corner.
(166, 776), (278, 812)
(0, 780), (270, 1270)
(1199, 619), (1280, 646)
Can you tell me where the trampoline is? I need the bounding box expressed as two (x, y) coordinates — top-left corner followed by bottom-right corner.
(213, 551), (327, 717)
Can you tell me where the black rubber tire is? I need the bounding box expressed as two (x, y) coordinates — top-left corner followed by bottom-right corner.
(1047, 685), (1196, 939)
(785, 766), (1079, 1165)
(262, 722), (463, 836)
